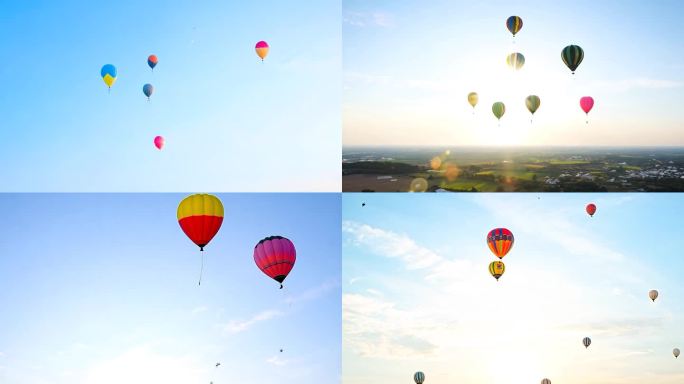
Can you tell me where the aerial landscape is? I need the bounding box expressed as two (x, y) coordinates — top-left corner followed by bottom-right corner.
(343, 147), (684, 192)
(343, 0), (684, 192)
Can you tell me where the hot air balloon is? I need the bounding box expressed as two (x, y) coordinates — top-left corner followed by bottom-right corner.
(674, 348), (680, 358)
(561, 45), (584, 74)
(255, 41), (269, 61)
(586, 203), (596, 217)
(506, 16), (523, 37)
(489, 261), (505, 281)
(580, 96), (594, 123)
(154, 135), (164, 150)
(506, 52), (525, 70)
(526, 95), (540, 122)
(492, 102), (506, 124)
(414, 371), (425, 384)
(649, 290), (658, 302)
(100, 64), (117, 92)
(541, 379), (551, 384)
(583, 337), (591, 349)
(254, 236), (296, 289)
(468, 92), (478, 113)
(143, 83), (154, 100)
(148, 54), (158, 71)
(177, 194), (224, 285)
(487, 228), (514, 259)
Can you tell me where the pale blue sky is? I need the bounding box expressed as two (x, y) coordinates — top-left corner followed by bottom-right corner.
(343, 0), (684, 146)
(0, 193), (341, 384)
(343, 193), (683, 383)
(0, 1), (341, 191)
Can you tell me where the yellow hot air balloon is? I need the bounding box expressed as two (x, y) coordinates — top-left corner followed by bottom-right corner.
(467, 92), (479, 112)
(506, 52), (525, 70)
(488, 261), (505, 281)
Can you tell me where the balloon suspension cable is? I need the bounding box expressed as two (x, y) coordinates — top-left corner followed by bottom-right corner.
(198, 249), (204, 286)
(108, 87), (111, 95)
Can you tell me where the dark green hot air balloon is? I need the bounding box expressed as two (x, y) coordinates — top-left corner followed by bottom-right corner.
(561, 45), (584, 74)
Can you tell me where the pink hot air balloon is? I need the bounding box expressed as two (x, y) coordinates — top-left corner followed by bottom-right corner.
(580, 96), (594, 124)
(154, 135), (164, 150)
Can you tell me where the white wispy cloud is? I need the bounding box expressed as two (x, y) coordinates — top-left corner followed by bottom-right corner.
(223, 310), (283, 334)
(343, 11), (393, 27)
(191, 306), (207, 315)
(266, 355), (288, 366)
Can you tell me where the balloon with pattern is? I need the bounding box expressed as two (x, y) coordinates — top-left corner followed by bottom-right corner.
(489, 261), (505, 281)
(506, 16), (523, 37)
(492, 102), (506, 124)
(506, 52), (525, 70)
(583, 337), (592, 349)
(100, 64), (117, 91)
(414, 371), (425, 384)
(526, 95), (540, 122)
(254, 235), (296, 289)
(487, 228), (514, 259)
(562, 45), (584, 74)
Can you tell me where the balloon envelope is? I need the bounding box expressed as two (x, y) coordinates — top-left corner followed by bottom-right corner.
(649, 289), (658, 302)
(541, 379), (551, 384)
(143, 83), (154, 98)
(506, 16), (523, 36)
(580, 96), (594, 114)
(489, 261), (505, 281)
(177, 194), (224, 251)
(506, 52), (525, 70)
(148, 54), (158, 69)
(487, 228), (514, 259)
(586, 203), (596, 217)
(526, 95), (540, 114)
(255, 40), (269, 60)
(414, 371), (425, 384)
(468, 92), (478, 108)
(154, 135), (164, 150)
(562, 45), (584, 74)
(254, 235), (296, 287)
(583, 337), (591, 348)
(101, 64), (117, 88)
(492, 102), (506, 120)
(674, 348), (680, 358)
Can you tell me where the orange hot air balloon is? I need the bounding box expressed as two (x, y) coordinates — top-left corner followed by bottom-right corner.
(177, 194), (224, 285)
(487, 228), (514, 259)
(255, 41), (269, 61)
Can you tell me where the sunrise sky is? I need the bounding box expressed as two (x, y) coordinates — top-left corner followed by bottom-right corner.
(343, 0), (684, 147)
(343, 193), (683, 384)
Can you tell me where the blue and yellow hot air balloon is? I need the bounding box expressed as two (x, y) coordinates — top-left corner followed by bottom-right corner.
(101, 64), (117, 91)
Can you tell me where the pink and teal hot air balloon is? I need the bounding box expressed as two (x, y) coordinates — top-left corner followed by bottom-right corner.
(580, 96), (594, 123)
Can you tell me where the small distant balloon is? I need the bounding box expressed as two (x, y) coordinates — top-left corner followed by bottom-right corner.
(580, 96), (594, 123)
(414, 371), (425, 384)
(148, 54), (158, 70)
(586, 203), (596, 217)
(143, 83), (154, 100)
(154, 135), (164, 150)
(492, 102), (506, 121)
(649, 289), (658, 302)
(506, 52), (525, 70)
(525, 95), (540, 122)
(583, 337), (591, 349)
(100, 64), (117, 90)
(541, 379), (551, 384)
(467, 92), (478, 112)
(506, 16), (523, 37)
(488, 261), (505, 281)
(255, 41), (269, 61)
(674, 348), (680, 358)
(562, 45), (584, 74)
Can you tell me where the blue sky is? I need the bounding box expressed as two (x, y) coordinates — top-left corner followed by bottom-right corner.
(0, 1), (341, 191)
(0, 193), (341, 384)
(343, 193), (684, 383)
(343, 0), (684, 146)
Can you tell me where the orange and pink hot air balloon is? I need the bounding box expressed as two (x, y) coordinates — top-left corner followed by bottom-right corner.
(580, 96), (594, 124)
(255, 41), (269, 61)
(154, 136), (164, 150)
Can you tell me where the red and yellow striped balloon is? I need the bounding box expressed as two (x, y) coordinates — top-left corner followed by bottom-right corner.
(487, 228), (514, 259)
(177, 194), (224, 251)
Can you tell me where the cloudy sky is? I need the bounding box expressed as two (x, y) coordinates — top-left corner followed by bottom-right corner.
(343, 193), (683, 383)
(343, 0), (684, 146)
(0, 193), (340, 384)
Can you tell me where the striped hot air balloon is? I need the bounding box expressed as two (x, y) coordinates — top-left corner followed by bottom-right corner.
(506, 52), (525, 70)
(583, 337), (592, 349)
(254, 235), (296, 289)
(489, 261), (505, 281)
(487, 228), (514, 259)
(506, 16), (523, 37)
(414, 371), (425, 384)
(561, 45), (584, 74)
(526, 95), (540, 122)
